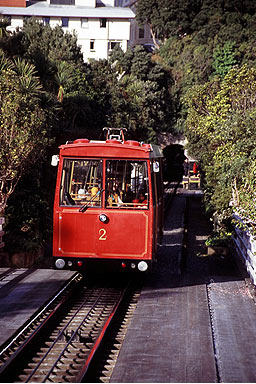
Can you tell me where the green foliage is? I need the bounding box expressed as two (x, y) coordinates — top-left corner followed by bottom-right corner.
(0, 21), (174, 254)
(107, 46), (173, 142)
(212, 41), (239, 78)
(21, 18), (83, 66)
(3, 2), (256, 253)
(155, 0), (256, 134)
(185, 65), (256, 228)
(0, 57), (51, 215)
(136, 0), (201, 42)
(4, 172), (52, 254)
(0, 49), (14, 72)
(234, 159), (256, 235)
(205, 230), (232, 247)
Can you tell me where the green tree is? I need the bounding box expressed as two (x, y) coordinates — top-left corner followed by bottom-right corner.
(184, 65), (256, 225)
(157, 0), (256, 133)
(107, 46), (172, 142)
(0, 58), (51, 215)
(137, 0), (256, 44)
(21, 18), (83, 65)
(136, 0), (201, 44)
(212, 41), (239, 78)
(55, 61), (74, 102)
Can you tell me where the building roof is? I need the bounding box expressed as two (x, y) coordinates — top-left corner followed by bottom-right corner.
(0, 2), (135, 18)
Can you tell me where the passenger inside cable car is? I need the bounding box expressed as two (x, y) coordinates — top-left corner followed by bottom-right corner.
(107, 189), (123, 207)
(59, 158), (149, 209)
(132, 191), (148, 207)
(105, 160), (148, 208)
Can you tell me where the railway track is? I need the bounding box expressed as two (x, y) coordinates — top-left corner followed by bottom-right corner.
(0, 273), (139, 382)
(163, 181), (179, 212)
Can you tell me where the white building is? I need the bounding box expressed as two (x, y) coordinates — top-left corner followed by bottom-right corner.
(116, 0), (154, 49)
(0, 0), (135, 61)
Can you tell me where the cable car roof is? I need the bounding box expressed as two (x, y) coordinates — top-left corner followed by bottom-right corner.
(59, 139), (163, 159)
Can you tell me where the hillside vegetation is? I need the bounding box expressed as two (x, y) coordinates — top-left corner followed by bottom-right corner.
(1, 0), (256, 255)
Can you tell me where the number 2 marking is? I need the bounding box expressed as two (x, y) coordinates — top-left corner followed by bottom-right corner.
(99, 228), (107, 241)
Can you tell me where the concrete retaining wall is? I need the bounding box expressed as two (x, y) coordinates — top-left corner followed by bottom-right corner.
(232, 214), (256, 285)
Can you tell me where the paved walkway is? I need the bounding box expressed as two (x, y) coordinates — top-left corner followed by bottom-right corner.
(0, 268), (75, 347)
(111, 191), (256, 383)
(111, 193), (216, 383)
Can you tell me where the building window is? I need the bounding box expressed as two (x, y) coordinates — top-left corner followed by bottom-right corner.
(62, 17), (69, 27)
(90, 40), (95, 51)
(109, 41), (121, 51)
(23, 16), (31, 23)
(100, 18), (107, 28)
(43, 17), (50, 25)
(138, 27), (145, 39)
(81, 17), (89, 28)
(50, 0), (75, 4)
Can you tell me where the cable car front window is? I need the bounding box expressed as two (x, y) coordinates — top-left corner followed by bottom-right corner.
(60, 159), (102, 207)
(106, 160), (149, 209)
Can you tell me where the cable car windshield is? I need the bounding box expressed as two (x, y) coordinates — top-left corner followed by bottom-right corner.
(60, 159), (102, 207)
(106, 160), (149, 209)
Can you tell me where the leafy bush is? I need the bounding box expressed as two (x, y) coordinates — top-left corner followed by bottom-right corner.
(205, 230), (232, 247)
(4, 168), (53, 255)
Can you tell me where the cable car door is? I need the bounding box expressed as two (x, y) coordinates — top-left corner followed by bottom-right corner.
(57, 158), (102, 257)
(97, 159), (151, 259)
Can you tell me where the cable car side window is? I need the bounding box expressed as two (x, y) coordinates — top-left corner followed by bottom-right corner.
(60, 159), (102, 207)
(106, 160), (149, 209)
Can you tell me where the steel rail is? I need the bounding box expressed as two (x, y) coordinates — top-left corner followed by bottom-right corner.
(76, 283), (129, 382)
(36, 286), (129, 383)
(0, 282), (130, 383)
(164, 181), (179, 213)
(26, 287), (106, 382)
(0, 272), (82, 371)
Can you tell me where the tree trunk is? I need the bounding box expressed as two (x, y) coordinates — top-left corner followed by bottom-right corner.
(149, 25), (160, 50)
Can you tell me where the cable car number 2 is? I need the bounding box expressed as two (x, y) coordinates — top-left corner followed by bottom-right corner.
(99, 228), (107, 241)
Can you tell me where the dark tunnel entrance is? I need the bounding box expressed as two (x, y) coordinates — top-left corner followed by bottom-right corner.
(163, 144), (185, 183)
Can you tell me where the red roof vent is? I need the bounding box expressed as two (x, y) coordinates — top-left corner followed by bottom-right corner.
(73, 139), (90, 144)
(142, 143), (151, 150)
(124, 140), (140, 146)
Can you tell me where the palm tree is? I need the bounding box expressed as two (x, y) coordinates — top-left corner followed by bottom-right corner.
(55, 61), (74, 102)
(0, 17), (11, 39)
(12, 58), (43, 97)
(0, 49), (14, 73)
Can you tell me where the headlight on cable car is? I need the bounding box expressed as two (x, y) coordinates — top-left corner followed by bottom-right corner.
(138, 261), (148, 272)
(55, 258), (65, 269)
(99, 214), (108, 223)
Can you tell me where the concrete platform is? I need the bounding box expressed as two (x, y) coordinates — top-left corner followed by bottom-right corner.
(111, 192), (256, 383)
(111, 194), (216, 383)
(209, 279), (256, 383)
(0, 268), (75, 347)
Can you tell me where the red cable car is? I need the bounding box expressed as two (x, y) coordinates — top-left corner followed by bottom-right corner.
(52, 128), (163, 272)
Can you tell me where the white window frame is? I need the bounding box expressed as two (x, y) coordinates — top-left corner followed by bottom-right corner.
(62, 17), (69, 28)
(100, 18), (107, 28)
(138, 26), (145, 39)
(109, 41), (121, 51)
(43, 16), (50, 26)
(81, 17), (89, 28)
(90, 40), (95, 51)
